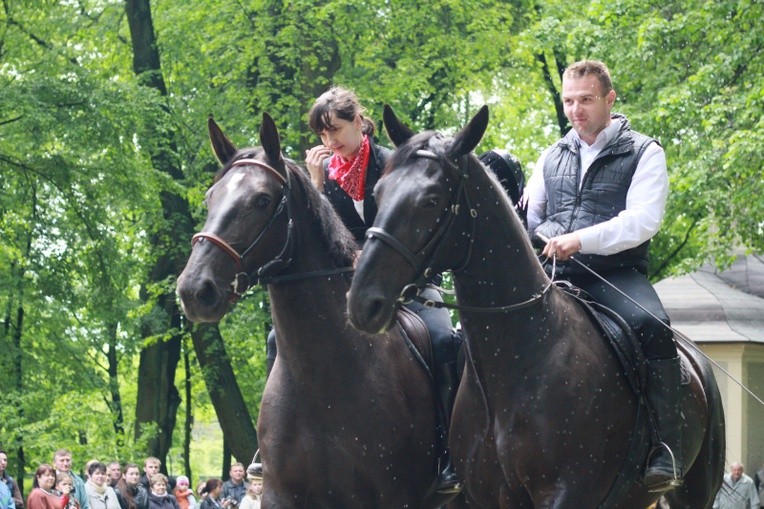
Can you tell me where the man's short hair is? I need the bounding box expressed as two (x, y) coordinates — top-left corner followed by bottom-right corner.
(230, 462), (244, 469)
(563, 60), (613, 96)
(53, 449), (72, 460)
(144, 456), (161, 467)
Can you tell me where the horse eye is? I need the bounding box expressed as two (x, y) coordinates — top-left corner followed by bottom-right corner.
(254, 195), (272, 210)
(422, 195), (440, 208)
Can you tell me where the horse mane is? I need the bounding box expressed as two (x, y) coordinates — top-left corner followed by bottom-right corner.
(384, 130), (525, 235)
(286, 161), (358, 268)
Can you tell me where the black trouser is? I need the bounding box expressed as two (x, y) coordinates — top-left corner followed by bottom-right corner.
(567, 266), (675, 361)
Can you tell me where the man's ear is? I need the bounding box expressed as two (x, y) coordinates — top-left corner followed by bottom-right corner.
(606, 89), (617, 109)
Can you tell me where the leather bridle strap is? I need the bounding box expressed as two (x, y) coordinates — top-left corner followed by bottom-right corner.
(230, 157), (287, 185)
(190, 157), (292, 298)
(365, 227), (420, 272)
(365, 149), (467, 293)
(192, 232), (244, 271)
(409, 280), (552, 313)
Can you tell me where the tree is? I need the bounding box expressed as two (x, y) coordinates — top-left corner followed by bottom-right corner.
(123, 0), (259, 465)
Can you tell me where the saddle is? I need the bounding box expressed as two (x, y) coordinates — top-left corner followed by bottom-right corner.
(394, 306), (434, 373)
(561, 282), (648, 396)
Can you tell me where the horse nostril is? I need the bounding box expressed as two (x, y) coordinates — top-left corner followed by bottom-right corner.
(366, 297), (393, 333)
(195, 279), (221, 307)
(367, 298), (385, 322)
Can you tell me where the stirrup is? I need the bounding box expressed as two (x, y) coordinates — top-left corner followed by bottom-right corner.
(644, 442), (682, 492)
(435, 456), (463, 495)
(246, 449), (263, 483)
(436, 478), (463, 496)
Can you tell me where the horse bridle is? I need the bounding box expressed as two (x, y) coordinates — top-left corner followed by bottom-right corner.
(367, 147), (551, 313)
(192, 158), (355, 298)
(191, 157), (297, 299)
(365, 147), (475, 300)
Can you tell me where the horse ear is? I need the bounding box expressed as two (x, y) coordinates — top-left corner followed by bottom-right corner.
(448, 105), (489, 158)
(383, 104), (415, 147)
(208, 116), (238, 165)
(259, 112), (288, 181)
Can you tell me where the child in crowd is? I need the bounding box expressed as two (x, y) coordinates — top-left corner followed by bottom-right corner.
(237, 482), (261, 509)
(56, 474), (80, 509)
(172, 476), (195, 509)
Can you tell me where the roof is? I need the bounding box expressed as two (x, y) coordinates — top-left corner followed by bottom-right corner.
(654, 254), (764, 344)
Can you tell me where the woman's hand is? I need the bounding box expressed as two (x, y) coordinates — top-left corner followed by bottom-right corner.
(305, 145), (333, 189)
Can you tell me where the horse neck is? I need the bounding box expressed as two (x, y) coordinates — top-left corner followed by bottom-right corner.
(266, 186), (357, 364)
(453, 168), (549, 309)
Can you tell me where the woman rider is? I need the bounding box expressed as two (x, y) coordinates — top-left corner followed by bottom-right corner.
(264, 86), (461, 495)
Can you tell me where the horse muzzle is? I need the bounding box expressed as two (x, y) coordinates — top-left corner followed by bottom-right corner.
(176, 268), (230, 323)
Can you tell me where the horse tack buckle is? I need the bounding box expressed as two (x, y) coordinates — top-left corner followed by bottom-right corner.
(232, 272), (250, 297)
(398, 283), (422, 304)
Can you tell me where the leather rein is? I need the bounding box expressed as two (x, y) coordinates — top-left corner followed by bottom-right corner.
(366, 148), (551, 313)
(191, 158), (353, 300)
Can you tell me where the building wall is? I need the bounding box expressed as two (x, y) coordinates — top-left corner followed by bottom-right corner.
(698, 342), (764, 473)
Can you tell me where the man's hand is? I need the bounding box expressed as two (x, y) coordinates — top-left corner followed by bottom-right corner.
(541, 232), (582, 261)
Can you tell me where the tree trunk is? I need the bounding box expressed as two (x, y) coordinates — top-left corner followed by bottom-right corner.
(191, 324), (259, 463)
(536, 51), (568, 137)
(124, 0), (258, 465)
(106, 323), (126, 443)
(182, 340), (193, 480)
(124, 0), (185, 464)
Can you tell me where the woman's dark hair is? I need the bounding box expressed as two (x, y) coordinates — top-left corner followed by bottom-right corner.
(308, 86), (375, 136)
(116, 464), (141, 509)
(33, 464), (55, 488)
(87, 461), (107, 477)
(201, 478), (222, 496)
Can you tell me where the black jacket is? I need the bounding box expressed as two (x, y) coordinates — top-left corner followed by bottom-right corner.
(322, 138), (391, 245)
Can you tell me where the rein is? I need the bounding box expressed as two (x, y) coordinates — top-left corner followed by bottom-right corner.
(191, 158), (352, 299)
(409, 280), (552, 313)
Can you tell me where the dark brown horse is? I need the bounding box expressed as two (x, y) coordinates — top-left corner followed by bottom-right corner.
(346, 105), (725, 508)
(177, 113), (462, 508)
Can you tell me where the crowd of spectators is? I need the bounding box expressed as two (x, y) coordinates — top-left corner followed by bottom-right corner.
(0, 450), (261, 509)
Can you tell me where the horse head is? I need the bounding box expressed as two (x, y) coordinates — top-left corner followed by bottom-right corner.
(347, 105), (489, 334)
(177, 113), (294, 323)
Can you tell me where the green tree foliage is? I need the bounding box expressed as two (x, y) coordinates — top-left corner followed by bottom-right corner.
(1, 0), (761, 484)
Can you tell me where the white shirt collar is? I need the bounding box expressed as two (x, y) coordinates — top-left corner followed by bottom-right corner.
(572, 116), (623, 151)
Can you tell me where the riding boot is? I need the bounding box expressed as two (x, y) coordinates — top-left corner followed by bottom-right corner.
(266, 328), (277, 379)
(434, 361), (462, 495)
(643, 357), (684, 491)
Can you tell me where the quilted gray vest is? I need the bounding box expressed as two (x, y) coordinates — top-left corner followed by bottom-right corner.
(535, 114), (658, 276)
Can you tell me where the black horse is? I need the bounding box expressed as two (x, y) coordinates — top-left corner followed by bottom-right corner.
(347, 105), (725, 508)
(177, 114), (463, 508)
